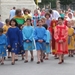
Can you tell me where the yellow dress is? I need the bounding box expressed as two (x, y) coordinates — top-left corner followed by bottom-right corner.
(73, 34), (75, 49)
(3, 25), (10, 34)
(24, 14), (31, 21)
(68, 27), (74, 50)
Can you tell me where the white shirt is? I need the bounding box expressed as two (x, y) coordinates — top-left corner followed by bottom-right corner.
(10, 9), (15, 19)
(51, 10), (60, 20)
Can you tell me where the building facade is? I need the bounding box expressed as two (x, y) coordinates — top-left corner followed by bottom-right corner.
(0, 0), (36, 21)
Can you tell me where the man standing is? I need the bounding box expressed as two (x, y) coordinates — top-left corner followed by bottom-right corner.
(49, 9), (60, 20)
(9, 7), (16, 19)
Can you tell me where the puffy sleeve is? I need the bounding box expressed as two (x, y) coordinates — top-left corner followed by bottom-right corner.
(61, 26), (68, 42)
(7, 28), (10, 46)
(18, 29), (23, 46)
(22, 27), (27, 41)
(33, 28), (38, 41)
(43, 29), (47, 42)
(46, 30), (52, 43)
(54, 27), (59, 42)
(5, 35), (8, 46)
(29, 27), (34, 42)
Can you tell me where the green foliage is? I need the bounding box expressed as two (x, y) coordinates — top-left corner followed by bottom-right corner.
(34, 0), (51, 5)
(60, 0), (73, 5)
(34, 0), (56, 8)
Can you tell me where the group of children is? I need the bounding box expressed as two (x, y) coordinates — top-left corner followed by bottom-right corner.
(1, 15), (75, 65)
(0, 17), (52, 65)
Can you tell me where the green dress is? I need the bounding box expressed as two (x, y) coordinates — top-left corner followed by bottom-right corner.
(14, 16), (25, 25)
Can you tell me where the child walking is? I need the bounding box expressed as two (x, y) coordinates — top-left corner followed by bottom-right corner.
(68, 21), (74, 57)
(3, 19), (11, 58)
(7, 18), (22, 65)
(0, 28), (7, 65)
(18, 25), (25, 60)
(54, 17), (68, 64)
(22, 18), (34, 63)
(43, 24), (52, 60)
(34, 20), (46, 64)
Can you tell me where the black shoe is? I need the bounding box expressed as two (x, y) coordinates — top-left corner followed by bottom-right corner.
(31, 58), (34, 61)
(8, 56), (11, 58)
(4, 57), (6, 60)
(43, 54), (45, 59)
(15, 59), (18, 61)
(0, 60), (2, 63)
(24, 60), (28, 63)
(40, 59), (43, 62)
(58, 62), (62, 64)
(1, 63), (4, 65)
(68, 55), (70, 57)
(22, 58), (24, 60)
(71, 55), (74, 57)
(37, 61), (40, 64)
(55, 57), (59, 59)
(11, 62), (15, 65)
(11, 61), (15, 65)
(62, 59), (64, 63)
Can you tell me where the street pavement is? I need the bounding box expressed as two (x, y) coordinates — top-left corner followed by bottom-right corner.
(0, 51), (75, 75)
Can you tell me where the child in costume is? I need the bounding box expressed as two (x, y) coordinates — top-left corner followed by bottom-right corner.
(0, 28), (7, 65)
(43, 24), (52, 60)
(3, 19), (10, 34)
(7, 18), (22, 65)
(68, 21), (74, 57)
(34, 20), (46, 64)
(22, 18), (34, 63)
(32, 10), (40, 27)
(45, 12), (51, 27)
(18, 24), (25, 60)
(54, 17), (68, 64)
(3, 19), (11, 58)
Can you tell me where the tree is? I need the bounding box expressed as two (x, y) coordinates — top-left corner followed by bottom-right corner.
(60, 0), (73, 5)
(34, 0), (56, 8)
(60, 0), (73, 9)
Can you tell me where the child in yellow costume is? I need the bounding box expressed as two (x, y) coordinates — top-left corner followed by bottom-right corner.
(68, 21), (74, 57)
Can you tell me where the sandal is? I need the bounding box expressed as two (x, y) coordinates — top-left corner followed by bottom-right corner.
(31, 58), (34, 61)
(24, 60), (28, 63)
(37, 61), (40, 64)
(58, 62), (62, 64)
(45, 58), (49, 60)
(1, 63), (4, 65)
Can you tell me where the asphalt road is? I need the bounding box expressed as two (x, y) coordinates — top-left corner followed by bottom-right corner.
(0, 51), (75, 75)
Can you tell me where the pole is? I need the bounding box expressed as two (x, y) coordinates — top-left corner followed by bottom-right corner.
(50, 2), (51, 9)
(36, 0), (38, 9)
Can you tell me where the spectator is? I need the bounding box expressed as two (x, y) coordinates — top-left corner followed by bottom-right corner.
(9, 7), (16, 19)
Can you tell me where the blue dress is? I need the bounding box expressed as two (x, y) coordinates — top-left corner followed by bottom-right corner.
(0, 34), (7, 57)
(18, 30), (25, 54)
(34, 27), (47, 50)
(7, 27), (22, 54)
(45, 30), (52, 53)
(22, 26), (34, 51)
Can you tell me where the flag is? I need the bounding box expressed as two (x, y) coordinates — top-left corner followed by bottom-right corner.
(36, 0), (38, 5)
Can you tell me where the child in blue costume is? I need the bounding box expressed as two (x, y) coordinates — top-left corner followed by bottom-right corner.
(18, 24), (25, 60)
(43, 24), (52, 60)
(7, 18), (22, 65)
(0, 28), (7, 65)
(34, 20), (47, 64)
(32, 10), (41, 27)
(22, 18), (34, 63)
